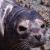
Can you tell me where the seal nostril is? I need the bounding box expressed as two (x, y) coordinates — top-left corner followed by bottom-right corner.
(19, 26), (27, 31)
(35, 35), (41, 41)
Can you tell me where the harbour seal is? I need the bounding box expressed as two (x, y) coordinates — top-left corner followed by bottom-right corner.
(0, 5), (47, 50)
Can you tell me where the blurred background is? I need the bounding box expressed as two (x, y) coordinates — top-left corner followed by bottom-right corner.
(0, 0), (50, 50)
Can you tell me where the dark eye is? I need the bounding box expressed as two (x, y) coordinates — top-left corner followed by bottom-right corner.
(41, 24), (45, 28)
(19, 26), (27, 31)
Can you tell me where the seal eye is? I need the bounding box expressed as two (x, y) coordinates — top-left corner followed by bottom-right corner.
(19, 26), (27, 31)
(41, 24), (45, 28)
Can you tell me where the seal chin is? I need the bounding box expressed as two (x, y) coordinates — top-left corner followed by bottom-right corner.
(29, 40), (45, 48)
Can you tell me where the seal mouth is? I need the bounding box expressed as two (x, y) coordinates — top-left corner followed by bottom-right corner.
(27, 35), (46, 48)
(29, 40), (45, 48)
(32, 40), (45, 47)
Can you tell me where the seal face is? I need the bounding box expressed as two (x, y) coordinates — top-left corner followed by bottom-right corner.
(4, 6), (47, 50)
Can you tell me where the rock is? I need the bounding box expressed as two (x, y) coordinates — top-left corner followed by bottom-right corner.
(42, 0), (50, 6)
